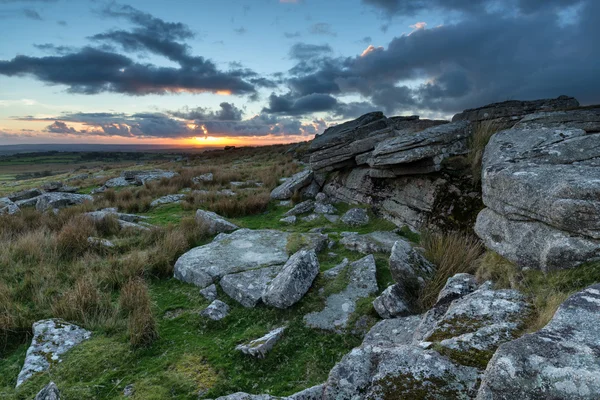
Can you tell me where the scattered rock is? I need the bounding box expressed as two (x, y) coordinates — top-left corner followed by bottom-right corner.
(362, 315), (422, 348)
(301, 213), (320, 222)
(436, 273), (479, 306)
(341, 208), (370, 226)
(103, 176), (132, 188)
(7, 188), (42, 202)
(340, 231), (402, 254)
(235, 327), (285, 358)
(389, 239), (435, 290)
(221, 265), (281, 308)
(87, 236), (115, 248)
(200, 300), (230, 321)
(270, 169), (314, 200)
(193, 173), (214, 183)
(284, 200), (314, 216)
(200, 284), (218, 301)
(304, 255), (378, 332)
(131, 170), (179, 185)
(34, 381), (60, 400)
(323, 258), (349, 278)
(17, 319), (91, 386)
(478, 284), (600, 400)
(313, 202), (336, 214)
(35, 193), (93, 212)
(279, 200), (292, 207)
(373, 284), (413, 319)
(41, 181), (63, 192)
(0, 197), (20, 215)
(85, 209), (152, 231)
(217, 189), (236, 197)
(323, 214), (339, 223)
(263, 250), (320, 309)
(123, 384), (135, 397)
(150, 194), (186, 207)
(315, 192), (328, 203)
(300, 180), (321, 199)
(196, 209), (239, 235)
(279, 216), (297, 225)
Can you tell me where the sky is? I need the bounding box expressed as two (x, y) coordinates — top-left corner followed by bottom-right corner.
(0, 0), (598, 147)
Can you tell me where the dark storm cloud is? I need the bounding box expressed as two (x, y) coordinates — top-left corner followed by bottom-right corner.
(168, 102), (244, 121)
(0, 4), (261, 96)
(289, 43), (333, 61)
(279, 0), (600, 116)
(263, 92), (338, 115)
(22, 8), (42, 20)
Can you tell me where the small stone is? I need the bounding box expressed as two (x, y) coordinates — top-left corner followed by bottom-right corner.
(200, 300), (230, 321)
(284, 200), (315, 216)
(341, 208), (370, 227)
(199, 284), (217, 301)
(150, 194), (186, 207)
(315, 192), (329, 204)
(235, 327), (285, 358)
(373, 284), (413, 319)
(87, 237), (115, 248)
(196, 209), (239, 235)
(314, 202), (337, 214)
(192, 173), (214, 183)
(35, 382), (60, 400)
(123, 384), (135, 397)
(279, 216), (297, 225)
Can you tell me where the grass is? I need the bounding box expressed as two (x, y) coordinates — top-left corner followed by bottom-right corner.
(475, 252), (600, 332)
(466, 120), (512, 183)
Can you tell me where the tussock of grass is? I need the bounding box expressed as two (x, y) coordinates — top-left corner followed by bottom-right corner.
(419, 231), (484, 310)
(466, 120), (512, 183)
(121, 279), (158, 347)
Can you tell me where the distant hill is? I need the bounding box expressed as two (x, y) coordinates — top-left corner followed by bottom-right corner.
(0, 143), (221, 155)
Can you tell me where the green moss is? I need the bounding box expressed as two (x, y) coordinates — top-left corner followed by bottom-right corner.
(372, 372), (465, 400)
(433, 344), (494, 370)
(426, 316), (489, 342)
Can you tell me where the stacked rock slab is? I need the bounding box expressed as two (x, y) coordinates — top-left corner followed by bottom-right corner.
(475, 107), (600, 270)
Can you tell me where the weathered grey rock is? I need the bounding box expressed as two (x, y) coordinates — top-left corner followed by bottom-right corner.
(103, 176), (131, 188)
(60, 185), (79, 193)
(308, 112), (447, 171)
(287, 384), (324, 400)
(193, 172), (214, 183)
(452, 95), (579, 123)
(195, 209), (239, 235)
(313, 202), (336, 215)
(369, 121), (472, 174)
(131, 170), (179, 185)
(300, 180), (321, 199)
(41, 181), (63, 192)
(315, 192), (329, 204)
(301, 213), (320, 222)
(263, 250), (319, 309)
(475, 121), (600, 270)
(270, 170), (314, 200)
(16, 319), (91, 386)
(87, 236), (115, 248)
(200, 284), (217, 301)
(279, 215), (297, 225)
(34, 382), (60, 400)
(85, 209), (152, 231)
(515, 107), (600, 132)
(389, 239), (435, 290)
(340, 208), (369, 227)
(235, 327), (285, 358)
(175, 229), (290, 288)
(362, 315), (422, 348)
(340, 231), (403, 254)
(66, 173), (89, 182)
(35, 193), (93, 212)
(123, 384), (135, 397)
(420, 285), (530, 356)
(284, 200), (314, 216)
(279, 200), (293, 207)
(323, 214), (339, 224)
(7, 187), (42, 202)
(477, 284), (600, 400)
(150, 194), (186, 207)
(213, 394), (277, 400)
(304, 255), (378, 332)
(436, 273), (478, 306)
(373, 284), (413, 319)
(200, 300), (229, 321)
(221, 265), (282, 308)
(0, 197), (20, 215)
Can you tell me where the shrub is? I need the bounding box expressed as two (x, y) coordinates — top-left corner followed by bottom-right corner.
(419, 231), (484, 310)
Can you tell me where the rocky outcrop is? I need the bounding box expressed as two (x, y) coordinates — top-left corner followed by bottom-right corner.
(452, 95), (579, 125)
(7, 187), (42, 202)
(368, 121), (472, 175)
(263, 250), (319, 309)
(304, 255), (378, 332)
(477, 284), (600, 399)
(201, 300), (230, 321)
(86, 209), (152, 231)
(150, 194), (186, 207)
(96, 170), (178, 192)
(35, 382), (60, 400)
(270, 170), (314, 200)
(372, 283), (413, 319)
(0, 197), (20, 215)
(514, 107), (600, 132)
(475, 111), (600, 270)
(195, 209), (239, 235)
(174, 229), (326, 289)
(235, 327), (285, 358)
(17, 319), (91, 386)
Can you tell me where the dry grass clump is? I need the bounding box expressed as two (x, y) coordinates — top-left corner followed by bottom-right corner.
(51, 278), (114, 327)
(419, 231), (484, 310)
(147, 228), (189, 277)
(467, 120), (511, 183)
(57, 214), (97, 259)
(93, 214), (121, 236)
(120, 278), (158, 347)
